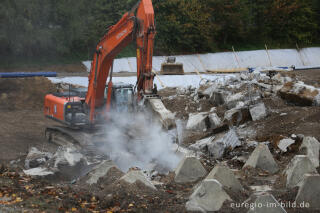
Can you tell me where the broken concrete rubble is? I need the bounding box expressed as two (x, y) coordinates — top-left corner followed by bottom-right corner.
(208, 113), (221, 129)
(120, 170), (156, 190)
(186, 112), (210, 131)
(247, 193), (287, 213)
(243, 143), (279, 174)
(189, 136), (215, 152)
(249, 102), (267, 121)
(147, 98), (176, 130)
(206, 165), (243, 193)
(225, 92), (246, 109)
(209, 90), (227, 106)
(23, 167), (54, 176)
(299, 136), (320, 168)
(224, 107), (252, 126)
(197, 84), (216, 99)
(174, 156), (207, 183)
(284, 155), (317, 188)
(186, 179), (232, 212)
(278, 138), (295, 152)
(279, 81), (320, 106)
(295, 174), (320, 209)
(208, 129), (241, 159)
(85, 160), (118, 185)
(25, 147), (53, 169)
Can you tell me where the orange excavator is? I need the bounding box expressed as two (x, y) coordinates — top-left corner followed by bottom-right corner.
(43, 0), (174, 146)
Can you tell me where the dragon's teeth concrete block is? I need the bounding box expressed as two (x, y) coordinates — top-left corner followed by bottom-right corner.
(174, 156), (207, 183)
(243, 143), (279, 174)
(206, 165), (243, 193)
(284, 155), (317, 188)
(186, 179), (232, 212)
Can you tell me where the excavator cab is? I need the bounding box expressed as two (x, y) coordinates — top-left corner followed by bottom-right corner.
(106, 83), (135, 113)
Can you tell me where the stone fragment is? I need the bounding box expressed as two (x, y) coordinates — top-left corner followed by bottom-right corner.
(208, 129), (241, 159)
(209, 90), (227, 106)
(25, 147), (52, 169)
(148, 98), (176, 130)
(86, 160), (118, 185)
(224, 107), (252, 126)
(186, 179), (232, 212)
(299, 137), (320, 168)
(225, 92), (245, 109)
(295, 174), (320, 209)
(120, 170), (156, 190)
(249, 102), (267, 121)
(247, 193), (287, 213)
(189, 136), (215, 152)
(278, 81), (320, 106)
(284, 155), (317, 188)
(278, 138), (295, 152)
(197, 85), (216, 99)
(174, 156), (207, 183)
(208, 140), (225, 159)
(186, 112), (210, 131)
(243, 144), (279, 174)
(206, 165), (243, 193)
(208, 113), (222, 129)
(23, 167), (54, 176)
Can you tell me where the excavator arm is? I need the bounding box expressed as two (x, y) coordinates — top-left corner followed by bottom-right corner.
(44, 0), (176, 130)
(85, 0), (156, 124)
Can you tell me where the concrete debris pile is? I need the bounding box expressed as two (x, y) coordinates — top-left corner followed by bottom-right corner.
(16, 70), (320, 213)
(279, 81), (320, 106)
(23, 146), (91, 181)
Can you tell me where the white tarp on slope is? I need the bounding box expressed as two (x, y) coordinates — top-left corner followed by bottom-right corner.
(49, 74), (234, 90)
(82, 47), (320, 73)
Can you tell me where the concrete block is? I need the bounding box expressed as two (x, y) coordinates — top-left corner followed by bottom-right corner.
(225, 92), (245, 109)
(86, 160), (118, 185)
(120, 170), (156, 190)
(186, 179), (232, 212)
(189, 136), (215, 152)
(208, 113), (222, 128)
(224, 107), (252, 126)
(208, 129), (241, 159)
(279, 82), (320, 106)
(299, 137), (320, 168)
(243, 144), (279, 174)
(250, 102), (267, 121)
(284, 155), (317, 188)
(209, 90), (227, 106)
(25, 147), (52, 169)
(206, 165), (243, 193)
(148, 98), (176, 130)
(295, 174), (320, 209)
(278, 138), (295, 152)
(186, 112), (210, 131)
(174, 156), (207, 183)
(248, 193), (287, 213)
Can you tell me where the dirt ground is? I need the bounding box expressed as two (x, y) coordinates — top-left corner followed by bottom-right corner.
(0, 69), (319, 212)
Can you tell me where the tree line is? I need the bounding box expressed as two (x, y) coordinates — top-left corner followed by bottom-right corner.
(1, 0), (319, 66)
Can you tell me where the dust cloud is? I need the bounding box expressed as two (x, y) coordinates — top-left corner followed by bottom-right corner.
(98, 112), (181, 173)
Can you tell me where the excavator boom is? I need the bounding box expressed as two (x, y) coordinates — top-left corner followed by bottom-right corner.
(85, 0), (156, 124)
(44, 0), (159, 127)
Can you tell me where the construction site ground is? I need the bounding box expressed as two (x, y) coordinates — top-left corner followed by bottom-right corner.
(0, 68), (320, 212)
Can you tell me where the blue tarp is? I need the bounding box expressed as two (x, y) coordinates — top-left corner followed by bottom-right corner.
(0, 72), (57, 78)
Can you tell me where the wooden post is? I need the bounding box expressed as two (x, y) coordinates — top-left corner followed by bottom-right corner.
(232, 46), (241, 68)
(265, 44), (272, 67)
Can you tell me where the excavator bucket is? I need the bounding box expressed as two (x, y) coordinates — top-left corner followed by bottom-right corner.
(160, 57), (184, 75)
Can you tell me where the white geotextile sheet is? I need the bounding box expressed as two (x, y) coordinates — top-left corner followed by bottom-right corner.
(82, 47), (320, 73)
